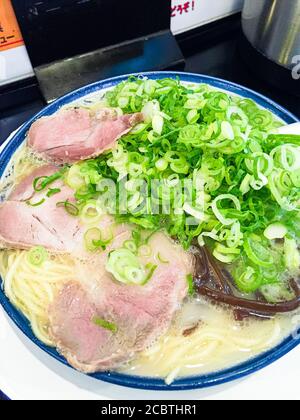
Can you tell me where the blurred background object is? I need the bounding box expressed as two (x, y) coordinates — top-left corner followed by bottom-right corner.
(9, 0), (183, 102)
(0, 0), (299, 167)
(242, 0), (300, 71)
(0, 0), (34, 86)
(0, 0), (244, 102)
(171, 0), (243, 34)
(240, 0), (300, 96)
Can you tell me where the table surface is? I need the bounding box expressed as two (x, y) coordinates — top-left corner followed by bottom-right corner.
(0, 26), (299, 400)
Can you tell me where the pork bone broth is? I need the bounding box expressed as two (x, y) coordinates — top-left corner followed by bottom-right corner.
(1, 245), (298, 382)
(121, 300), (297, 383)
(0, 77), (299, 383)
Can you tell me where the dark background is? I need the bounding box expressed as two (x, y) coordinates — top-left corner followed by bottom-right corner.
(11, 0), (170, 67)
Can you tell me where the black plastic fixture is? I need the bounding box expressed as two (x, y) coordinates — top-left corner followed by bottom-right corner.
(11, 0), (184, 102)
(238, 33), (300, 98)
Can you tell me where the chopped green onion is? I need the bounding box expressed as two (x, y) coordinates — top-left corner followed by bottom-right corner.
(226, 106), (248, 129)
(264, 223), (287, 240)
(143, 263), (158, 285)
(211, 194), (241, 226)
(56, 200), (79, 216)
(260, 283), (295, 304)
(267, 133), (300, 148)
(123, 240), (137, 253)
(80, 200), (103, 224)
(186, 109), (199, 124)
(118, 96), (129, 108)
(47, 188), (61, 198)
(221, 121), (234, 140)
(66, 165), (86, 190)
(128, 162), (143, 177)
(84, 227), (112, 252)
(33, 169), (65, 192)
(183, 203), (206, 221)
(157, 253), (169, 264)
(235, 266), (261, 293)
(26, 198), (46, 207)
(74, 76), (300, 296)
(142, 100), (160, 122)
(106, 248), (146, 285)
(130, 123), (148, 134)
(213, 243), (240, 264)
(132, 229), (142, 247)
(155, 158), (168, 171)
(33, 176), (49, 192)
(243, 234), (273, 267)
(186, 274), (195, 296)
(249, 110), (272, 130)
(271, 144), (300, 172)
(92, 316), (118, 333)
(152, 114), (164, 135)
(138, 244), (152, 257)
(284, 237), (300, 272)
(27, 246), (48, 266)
(125, 266), (145, 284)
(177, 125), (202, 147)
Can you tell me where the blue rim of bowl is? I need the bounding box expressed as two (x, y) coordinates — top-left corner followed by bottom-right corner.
(0, 71), (299, 393)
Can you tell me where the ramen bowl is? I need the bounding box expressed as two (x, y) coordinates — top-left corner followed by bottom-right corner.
(0, 71), (299, 391)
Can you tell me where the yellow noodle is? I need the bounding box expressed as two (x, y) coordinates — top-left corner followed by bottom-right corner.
(165, 367), (181, 385)
(0, 249), (296, 384)
(0, 250), (75, 345)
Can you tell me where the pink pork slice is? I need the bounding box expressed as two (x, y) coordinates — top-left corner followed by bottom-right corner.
(0, 165), (83, 252)
(28, 108), (143, 163)
(49, 232), (193, 373)
(0, 167), (193, 373)
(0, 165), (131, 253)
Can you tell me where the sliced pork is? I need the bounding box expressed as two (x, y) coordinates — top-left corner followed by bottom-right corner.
(0, 166), (83, 252)
(28, 108), (143, 164)
(0, 165), (131, 253)
(49, 232), (193, 373)
(0, 165), (193, 374)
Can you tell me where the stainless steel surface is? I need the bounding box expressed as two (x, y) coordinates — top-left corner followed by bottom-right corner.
(35, 31), (184, 103)
(242, 0), (300, 69)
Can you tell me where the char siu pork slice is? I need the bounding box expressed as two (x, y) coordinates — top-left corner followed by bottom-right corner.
(49, 232), (193, 373)
(0, 165), (132, 253)
(0, 165), (83, 252)
(28, 108), (143, 164)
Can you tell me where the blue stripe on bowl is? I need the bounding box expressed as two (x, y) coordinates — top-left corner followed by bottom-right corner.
(0, 71), (299, 394)
(0, 390), (9, 400)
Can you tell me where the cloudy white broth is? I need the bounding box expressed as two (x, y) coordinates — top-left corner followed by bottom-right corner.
(0, 77), (299, 384)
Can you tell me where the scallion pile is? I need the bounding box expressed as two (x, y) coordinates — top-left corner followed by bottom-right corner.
(65, 77), (300, 301)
